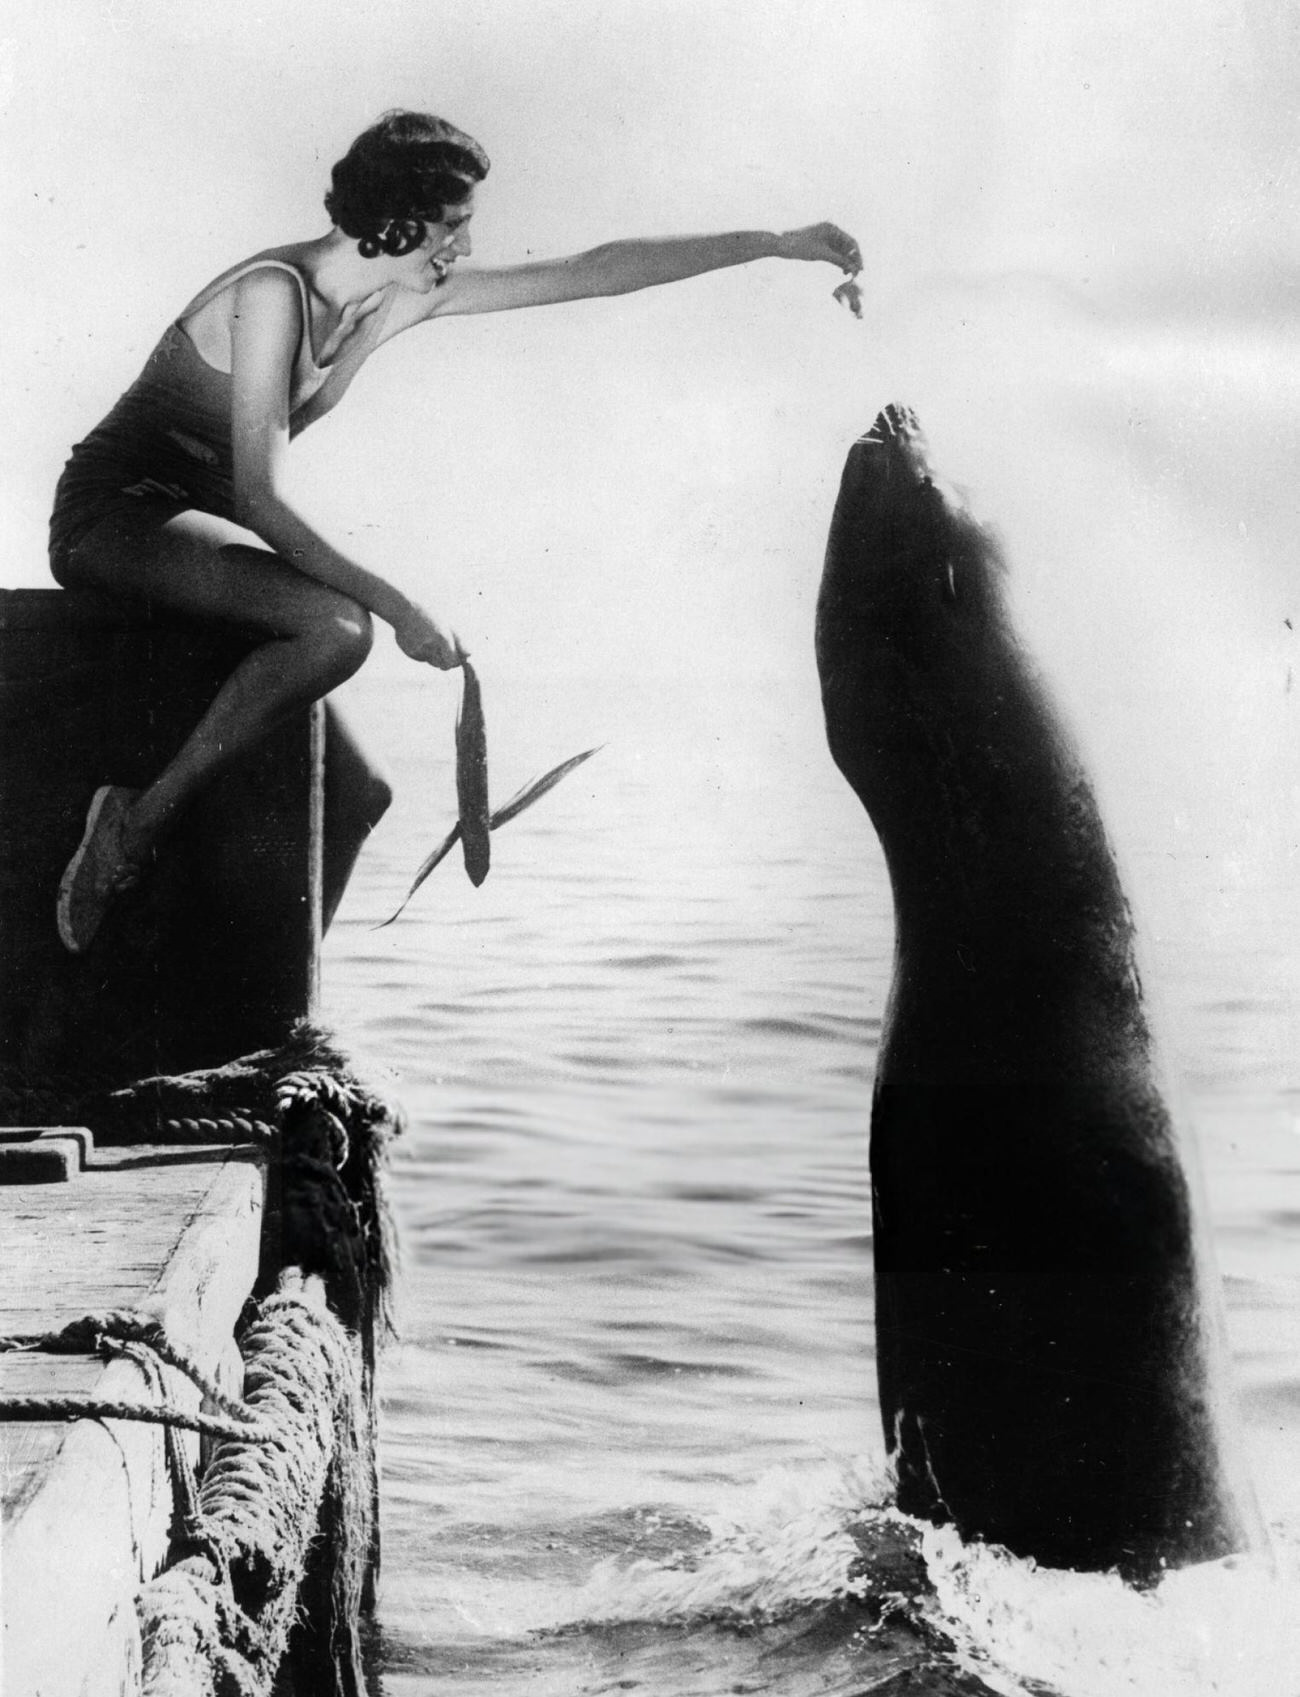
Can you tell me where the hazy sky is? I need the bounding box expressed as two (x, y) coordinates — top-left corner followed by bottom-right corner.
(2, 0), (1297, 908)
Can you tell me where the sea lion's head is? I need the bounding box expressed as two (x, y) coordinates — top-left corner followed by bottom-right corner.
(815, 406), (1018, 805)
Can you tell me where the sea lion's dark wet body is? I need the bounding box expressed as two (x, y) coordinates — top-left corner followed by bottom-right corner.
(816, 406), (1248, 1579)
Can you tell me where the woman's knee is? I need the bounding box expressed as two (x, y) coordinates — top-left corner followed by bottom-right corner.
(312, 598), (375, 683)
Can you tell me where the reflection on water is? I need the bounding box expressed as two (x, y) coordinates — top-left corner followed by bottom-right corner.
(323, 671), (1300, 1697)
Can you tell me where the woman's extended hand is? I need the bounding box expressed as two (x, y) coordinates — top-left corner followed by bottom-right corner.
(779, 222), (863, 276)
(394, 604), (463, 670)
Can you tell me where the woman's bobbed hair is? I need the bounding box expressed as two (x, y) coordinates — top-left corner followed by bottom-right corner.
(325, 110), (490, 259)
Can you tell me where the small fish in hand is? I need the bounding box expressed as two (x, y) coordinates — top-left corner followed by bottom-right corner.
(455, 651), (490, 887)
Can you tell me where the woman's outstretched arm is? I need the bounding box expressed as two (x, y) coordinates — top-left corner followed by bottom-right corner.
(417, 222), (862, 319)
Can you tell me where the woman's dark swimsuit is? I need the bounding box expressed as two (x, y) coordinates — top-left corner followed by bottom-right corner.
(49, 259), (334, 579)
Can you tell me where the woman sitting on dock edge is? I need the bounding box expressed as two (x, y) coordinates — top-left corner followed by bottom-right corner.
(50, 109), (862, 953)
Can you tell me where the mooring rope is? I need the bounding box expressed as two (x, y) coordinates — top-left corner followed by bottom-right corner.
(158, 1115), (277, 1145)
(0, 1395), (277, 1442)
(0, 1311), (277, 1442)
(2, 1311), (242, 1410)
(110, 1332), (219, 1573)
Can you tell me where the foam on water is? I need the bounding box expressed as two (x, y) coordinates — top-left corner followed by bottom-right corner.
(923, 1529), (1300, 1697)
(564, 1458), (889, 1627)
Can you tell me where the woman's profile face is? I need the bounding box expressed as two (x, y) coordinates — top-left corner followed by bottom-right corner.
(395, 191), (476, 291)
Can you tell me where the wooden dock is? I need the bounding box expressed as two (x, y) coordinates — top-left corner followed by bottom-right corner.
(1, 1134), (265, 1694)
(0, 588), (386, 1694)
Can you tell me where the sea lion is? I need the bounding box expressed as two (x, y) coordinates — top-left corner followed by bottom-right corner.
(815, 404), (1252, 1579)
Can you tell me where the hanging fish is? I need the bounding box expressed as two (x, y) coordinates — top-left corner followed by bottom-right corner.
(376, 745), (602, 929)
(455, 654), (491, 887)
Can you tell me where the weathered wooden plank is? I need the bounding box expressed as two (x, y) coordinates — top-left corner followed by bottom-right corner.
(0, 1151), (244, 1336)
(1, 1148), (265, 1697)
(0, 1358), (108, 1520)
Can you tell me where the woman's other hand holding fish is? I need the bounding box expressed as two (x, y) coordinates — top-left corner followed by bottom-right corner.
(394, 602), (463, 669)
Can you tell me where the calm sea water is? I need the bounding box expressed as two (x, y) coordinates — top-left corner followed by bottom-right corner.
(322, 667), (1300, 1697)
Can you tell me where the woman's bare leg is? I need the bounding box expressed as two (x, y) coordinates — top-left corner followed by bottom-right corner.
(59, 505), (378, 861)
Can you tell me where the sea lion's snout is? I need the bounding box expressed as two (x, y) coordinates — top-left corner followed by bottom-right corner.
(840, 406), (955, 543)
(857, 403), (921, 451)
(846, 406), (932, 506)
(820, 405), (973, 644)
(823, 409), (1009, 657)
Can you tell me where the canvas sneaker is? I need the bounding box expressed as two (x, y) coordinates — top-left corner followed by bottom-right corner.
(56, 785), (143, 954)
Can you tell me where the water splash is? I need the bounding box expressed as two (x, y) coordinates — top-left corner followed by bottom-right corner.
(922, 1523), (1300, 1697)
(559, 1457), (888, 1627)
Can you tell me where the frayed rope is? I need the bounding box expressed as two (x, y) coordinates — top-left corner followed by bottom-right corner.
(137, 1279), (370, 1697)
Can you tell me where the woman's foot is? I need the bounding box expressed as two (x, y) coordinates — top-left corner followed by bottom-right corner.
(57, 786), (144, 954)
